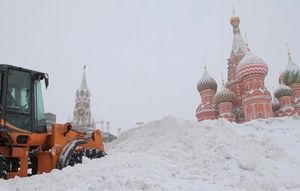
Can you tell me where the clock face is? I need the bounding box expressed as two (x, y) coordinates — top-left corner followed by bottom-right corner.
(77, 109), (86, 117)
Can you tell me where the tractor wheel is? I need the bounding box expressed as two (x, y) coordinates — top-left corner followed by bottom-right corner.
(84, 149), (105, 159)
(68, 150), (84, 167)
(0, 155), (7, 179)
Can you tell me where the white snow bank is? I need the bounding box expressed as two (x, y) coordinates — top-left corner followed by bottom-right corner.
(1, 116), (300, 191)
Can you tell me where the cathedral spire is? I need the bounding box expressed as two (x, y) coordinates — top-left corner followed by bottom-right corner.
(230, 13), (247, 55)
(80, 65), (88, 90)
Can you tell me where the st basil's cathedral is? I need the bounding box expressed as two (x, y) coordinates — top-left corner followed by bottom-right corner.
(196, 14), (300, 123)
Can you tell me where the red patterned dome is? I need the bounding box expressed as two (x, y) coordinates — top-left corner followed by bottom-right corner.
(236, 50), (268, 79)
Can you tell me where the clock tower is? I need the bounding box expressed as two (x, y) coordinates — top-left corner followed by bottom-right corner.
(71, 66), (95, 130)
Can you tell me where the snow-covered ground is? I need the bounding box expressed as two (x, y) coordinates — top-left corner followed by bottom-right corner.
(1, 116), (300, 191)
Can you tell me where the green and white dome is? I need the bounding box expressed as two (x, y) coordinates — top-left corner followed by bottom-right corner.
(274, 83), (293, 99)
(280, 52), (300, 85)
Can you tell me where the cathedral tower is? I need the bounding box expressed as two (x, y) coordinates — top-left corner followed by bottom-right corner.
(226, 14), (247, 122)
(196, 66), (218, 121)
(236, 49), (273, 121)
(280, 46), (300, 114)
(214, 80), (236, 122)
(274, 81), (296, 117)
(72, 66), (95, 130)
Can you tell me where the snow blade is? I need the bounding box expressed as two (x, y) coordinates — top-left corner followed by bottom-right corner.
(56, 139), (86, 170)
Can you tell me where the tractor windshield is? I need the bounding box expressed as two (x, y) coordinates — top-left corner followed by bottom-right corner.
(4, 68), (47, 133)
(6, 69), (32, 131)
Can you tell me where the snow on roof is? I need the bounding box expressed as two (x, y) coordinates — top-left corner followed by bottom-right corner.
(274, 83), (293, 98)
(214, 86), (236, 103)
(80, 67), (88, 90)
(2, 116), (300, 190)
(232, 33), (247, 55)
(238, 50), (266, 67)
(197, 70), (217, 91)
(281, 60), (300, 85)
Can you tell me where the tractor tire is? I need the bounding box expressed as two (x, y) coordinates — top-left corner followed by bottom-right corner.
(68, 150), (84, 167)
(56, 139), (86, 170)
(0, 155), (7, 179)
(84, 149), (105, 159)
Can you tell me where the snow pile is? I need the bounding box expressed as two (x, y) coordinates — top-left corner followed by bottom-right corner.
(1, 116), (300, 191)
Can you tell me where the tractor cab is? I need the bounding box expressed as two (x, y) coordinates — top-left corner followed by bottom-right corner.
(0, 65), (48, 133)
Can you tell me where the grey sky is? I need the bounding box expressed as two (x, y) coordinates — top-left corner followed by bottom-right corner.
(0, 0), (299, 135)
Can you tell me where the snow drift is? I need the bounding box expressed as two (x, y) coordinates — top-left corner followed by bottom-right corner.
(0, 116), (300, 191)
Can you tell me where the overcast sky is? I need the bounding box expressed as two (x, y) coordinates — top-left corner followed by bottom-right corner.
(0, 0), (299, 135)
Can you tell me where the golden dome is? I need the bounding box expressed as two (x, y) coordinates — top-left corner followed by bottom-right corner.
(230, 16), (240, 27)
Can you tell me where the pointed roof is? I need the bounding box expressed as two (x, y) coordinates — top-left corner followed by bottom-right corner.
(230, 14), (247, 55)
(286, 45), (299, 72)
(80, 65), (88, 90)
(238, 49), (266, 67)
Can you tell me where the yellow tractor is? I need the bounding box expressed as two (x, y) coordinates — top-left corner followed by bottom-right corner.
(0, 64), (105, 179)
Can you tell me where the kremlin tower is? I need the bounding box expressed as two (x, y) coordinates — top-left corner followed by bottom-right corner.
(196, 13), (300, 123)
(71, 66), (95, 131)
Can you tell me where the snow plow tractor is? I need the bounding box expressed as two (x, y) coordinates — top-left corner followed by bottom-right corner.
(0, 64), (105, 179)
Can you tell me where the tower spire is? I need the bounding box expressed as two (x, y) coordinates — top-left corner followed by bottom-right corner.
(80, 65), (88, 90)
(230, 13), (247, 55)
(232, 4), (235, 16)
(72, 66), (93, 131)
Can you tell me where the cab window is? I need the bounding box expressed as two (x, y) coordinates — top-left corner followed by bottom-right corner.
(5, 69), (31, 131)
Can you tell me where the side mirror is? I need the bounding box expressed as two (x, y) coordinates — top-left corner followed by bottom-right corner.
(34, 73), (49, 89)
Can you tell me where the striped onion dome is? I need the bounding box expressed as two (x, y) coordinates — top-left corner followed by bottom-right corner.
(214, 86), (236, 104)
(197, 70), (217, 92)
(274, 83), (293, 99)
(236, 50), (268, 79)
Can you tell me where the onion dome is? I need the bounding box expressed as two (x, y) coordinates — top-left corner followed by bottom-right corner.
(274, 83), (293, 99)
(272, 96), (280, 111)
(280, 49), (300, 85)
(230, 15), (240, 27)
(197, 69), (217, 92)
(214, 86), (236, 104)
(236, 50), (268, 79)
